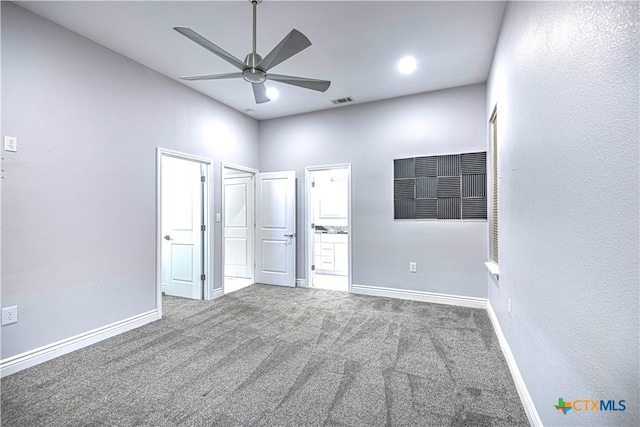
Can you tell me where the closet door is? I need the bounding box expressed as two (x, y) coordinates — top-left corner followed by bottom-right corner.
(255, 171), (296, 287)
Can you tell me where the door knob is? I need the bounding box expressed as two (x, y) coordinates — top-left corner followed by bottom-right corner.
(164, 235), (173, 241)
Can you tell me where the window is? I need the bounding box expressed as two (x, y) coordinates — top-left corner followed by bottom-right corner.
(489, 106), (499, 264)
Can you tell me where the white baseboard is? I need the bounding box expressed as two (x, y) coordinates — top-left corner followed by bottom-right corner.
(212, 287), (224, 299)
(351, 283), (487, 309)
(296, 279), (308, 288)
(0, 309), (159, 378)
(487, 301), (542, 427)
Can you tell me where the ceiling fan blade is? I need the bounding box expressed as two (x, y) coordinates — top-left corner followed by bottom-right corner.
(267, 74), (331, 92)
(257, 29), (311, 71)
(180, 72), (243, 81)
(174, 27), (246, 71)
(252, 83), (270, 104)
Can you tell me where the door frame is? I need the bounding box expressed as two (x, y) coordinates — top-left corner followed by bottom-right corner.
(221, 162), (258, 295)
(304, 164), (352, 292)
(156, 148), (213, 315)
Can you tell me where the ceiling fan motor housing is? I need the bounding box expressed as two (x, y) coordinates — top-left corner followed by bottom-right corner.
(243, 69), (266, 84)
(243, 53), (266, 83)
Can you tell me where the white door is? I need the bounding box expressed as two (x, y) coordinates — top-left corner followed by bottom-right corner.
(161, 156), (204, 300)
(224, 176), (254, 279)
(255, 171), (296, 287)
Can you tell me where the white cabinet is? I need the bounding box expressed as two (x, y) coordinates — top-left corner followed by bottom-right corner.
(312, 170), (348, 227)
(334, 242), (348, 272)
(318, 179), (348, 220)
(320, 243), (335, 270)
(314, 233), (348, 275)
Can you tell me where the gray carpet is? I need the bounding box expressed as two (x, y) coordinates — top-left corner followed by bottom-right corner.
(1, 285), (529, 426)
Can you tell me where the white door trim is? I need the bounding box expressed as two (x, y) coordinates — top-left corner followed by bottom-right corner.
(222, 162), (259, 176)
(305, 164), (352, 293)
(156, 148), (213, 313)
(221, 162), (258, 295)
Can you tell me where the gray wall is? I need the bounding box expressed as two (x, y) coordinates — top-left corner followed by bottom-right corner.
(1, 3), (259, 358)
(259, 84), (488, 298)
(0, 2), (3, 331)
(487, 1), (639, 425)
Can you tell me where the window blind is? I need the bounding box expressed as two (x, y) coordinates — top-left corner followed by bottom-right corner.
(490, 111), (499, 264)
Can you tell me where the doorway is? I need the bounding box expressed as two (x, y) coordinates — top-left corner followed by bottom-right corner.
(306, 165), (351, 292)
(157, 149), (211, 307)
(222, 164), (256, 294)
(222, 167), (298, 292)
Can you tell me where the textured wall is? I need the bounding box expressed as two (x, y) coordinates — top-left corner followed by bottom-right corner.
(0, 2), (3, 323)
(1, 3), (259, 358)
(486, 1), (639, 425)
(259, 84), (488, 298)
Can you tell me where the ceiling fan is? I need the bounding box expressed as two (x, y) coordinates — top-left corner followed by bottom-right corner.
(174, 0), (331, 104)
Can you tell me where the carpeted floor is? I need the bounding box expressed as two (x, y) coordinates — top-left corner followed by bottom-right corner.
(1, 285), (529, 426)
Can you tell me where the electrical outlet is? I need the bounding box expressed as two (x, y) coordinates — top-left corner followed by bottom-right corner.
(508, 297), (512, 317)
(4, 136), (17, 152)
(409, 262), (417, 273)
(2, 306), (18, 325)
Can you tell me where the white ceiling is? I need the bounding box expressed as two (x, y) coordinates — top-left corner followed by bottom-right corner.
(17, 1), (506, 121)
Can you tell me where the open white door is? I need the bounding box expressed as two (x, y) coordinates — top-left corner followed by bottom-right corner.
(161, 155), (204, 300)
(224, 176), (254, 279)
(255, 171), (296, 287)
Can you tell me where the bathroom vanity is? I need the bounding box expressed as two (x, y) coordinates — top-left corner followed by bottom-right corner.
(314, 226), (348, 276)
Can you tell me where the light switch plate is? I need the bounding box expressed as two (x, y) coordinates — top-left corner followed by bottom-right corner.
(4, 136), (17, 152)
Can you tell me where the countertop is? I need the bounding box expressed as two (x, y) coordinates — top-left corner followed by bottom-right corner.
(315, 225), (348, 234)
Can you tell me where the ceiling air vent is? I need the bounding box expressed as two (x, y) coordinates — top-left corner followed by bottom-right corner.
(331, 97), (354, 105)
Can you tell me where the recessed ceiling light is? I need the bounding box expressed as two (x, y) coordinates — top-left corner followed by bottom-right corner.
(397, 56), (417, 75)
(266, 86), (279, 101)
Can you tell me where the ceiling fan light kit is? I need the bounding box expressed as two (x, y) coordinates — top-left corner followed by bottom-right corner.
(174, 0), (331, 104)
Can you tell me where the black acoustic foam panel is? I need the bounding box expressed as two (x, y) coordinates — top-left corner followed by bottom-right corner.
(393, 151), (487, 220)
(394, 158), (415, 179)
(415, 177), (437, 199)
(394, 179), (415, 199)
